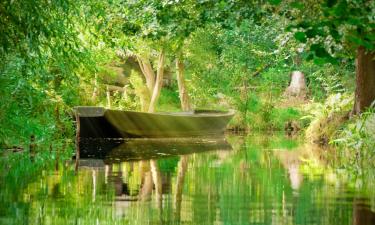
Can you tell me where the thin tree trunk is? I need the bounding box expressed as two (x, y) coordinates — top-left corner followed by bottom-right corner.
(148, 50), (165, 113)
(353, 47), (375, 115)
(176, 57), (191, 111)
(106, 85), (111, 108)
(92, 73), (98, 103)
(137, 56), (156, 94)
(137, 56), (147, 78)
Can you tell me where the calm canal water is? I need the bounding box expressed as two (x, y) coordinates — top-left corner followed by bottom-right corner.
(1, 133), (375, 225)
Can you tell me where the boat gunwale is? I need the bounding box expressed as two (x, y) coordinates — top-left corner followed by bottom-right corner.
(105, 109), (235, 118)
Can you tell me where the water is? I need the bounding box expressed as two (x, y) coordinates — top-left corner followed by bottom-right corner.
(1, 133), (375, 225)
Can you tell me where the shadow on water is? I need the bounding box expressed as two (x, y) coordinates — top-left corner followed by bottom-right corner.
(1, 133), (375, 225)
(79, 137), (232, 161)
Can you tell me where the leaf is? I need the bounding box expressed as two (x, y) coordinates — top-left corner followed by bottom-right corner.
(329, 28), (341, 41)
(326, 0), (337, 8)
(294, 31), (307, 43)
(297, 21), (310, 29)
(313, 57), (327, 65)
(290, 2), (303, 9)
(305, 29), (316, 38)
(285, 24), (296, 31)
(348, 35), (366, 46)
(268, 0), (282, 5)
(332, 1), (347, 16)
(314, 46), (330, 58)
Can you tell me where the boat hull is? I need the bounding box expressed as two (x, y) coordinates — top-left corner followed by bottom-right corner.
(75, 107), (234, 138)
(104, 110), (234, 138)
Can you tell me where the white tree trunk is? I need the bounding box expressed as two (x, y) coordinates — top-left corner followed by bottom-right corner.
(106, 85), (111, 108)
(176, 57), (191, 111)
(284, 71), (307, 98)
(148, 50), (165, 113)
(137, 56), (156, 95)
(92, 73), (98, 102)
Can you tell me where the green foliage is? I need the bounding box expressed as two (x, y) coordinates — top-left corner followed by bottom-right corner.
(304, 93), (354, 144)
(0, 0), (122, 148)
(157, 156), (179, 173)
(333, 110), (375, 169)
(157, 87), (181, 112)
(302, 62), (355, 101)
(127, 71), (149, 111)
(285, 0), (375, 63)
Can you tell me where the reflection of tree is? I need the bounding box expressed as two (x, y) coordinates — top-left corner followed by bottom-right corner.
(174, 155), (189, 221)
(139, 161), (153, 201)
(137, 159), (163, 223)
(92, 169), (96, 202)
(274, 150), (303, 190)
(353, 198), (375, 225)
(7, 134), (375, 225)
(150, 159), (163, 212)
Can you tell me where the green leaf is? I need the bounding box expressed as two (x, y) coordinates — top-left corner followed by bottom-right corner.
(305, 29), (316, 38)
(268, 0), (282, 5)
(285, 24), (296, 32)
(313, 57), (326, 65)
(294, 32), (307, 43)
(310, 43), (322, 51)
(296, 21), (310, 29)
(326, 0), (337, 8)
(305, 53), (314, 61)
(332, 1), (347, 16)
(314, 46), (330, 58)
(290, 2), (303, 9)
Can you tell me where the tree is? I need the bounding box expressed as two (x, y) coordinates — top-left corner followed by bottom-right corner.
(187, 0), (374, 115)
(283, 0), (375, 114)
(121, 0), (209, 111)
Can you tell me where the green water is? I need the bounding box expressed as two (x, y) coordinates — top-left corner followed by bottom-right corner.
(1, 134), (375, 225)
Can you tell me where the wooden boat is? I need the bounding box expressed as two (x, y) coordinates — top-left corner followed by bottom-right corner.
(75, 106), (234, 138)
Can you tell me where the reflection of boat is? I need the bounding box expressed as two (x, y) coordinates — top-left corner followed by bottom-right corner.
(79, 137), (232, 161)
(105, 138), (232, 162)
(75, 106), (234, 138)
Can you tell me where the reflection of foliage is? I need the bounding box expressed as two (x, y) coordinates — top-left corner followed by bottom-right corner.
(2, 133), (375, 224)
(158, 157), (179, 173)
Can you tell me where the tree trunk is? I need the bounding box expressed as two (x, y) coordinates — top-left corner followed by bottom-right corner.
(353, 47), (375, 115)
(137, 56), (156, 94)
(284, 71), (307, 98)
(106, 85), (111, 108)
(92, 73), (98, 103)
(353, 198), (375, 225)
(176, 57), (191, 111)
(148, 50), (165, 113)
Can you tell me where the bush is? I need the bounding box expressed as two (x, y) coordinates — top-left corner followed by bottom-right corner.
(303, 93), (353, 145)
